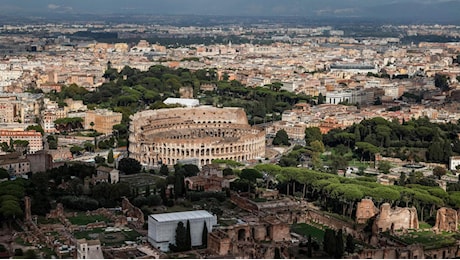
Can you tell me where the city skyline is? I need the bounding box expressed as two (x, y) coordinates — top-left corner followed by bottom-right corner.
(0, 0), (459, 23)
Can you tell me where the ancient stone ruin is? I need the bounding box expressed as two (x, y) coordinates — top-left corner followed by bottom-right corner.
(121, 197), (144, 229)
(373, 203), (419, 232)
(24, 196), (32, 222)
(128, 107), (266, 168)
(434, 207), (458, 232)
(355, 198), (379, 224)
(207, 215), (291, 258)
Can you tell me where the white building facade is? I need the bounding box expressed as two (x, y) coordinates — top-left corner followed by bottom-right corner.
(148, 210), (217, 252)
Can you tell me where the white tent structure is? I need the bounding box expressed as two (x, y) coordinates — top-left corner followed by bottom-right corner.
(148, 210), (217, 252)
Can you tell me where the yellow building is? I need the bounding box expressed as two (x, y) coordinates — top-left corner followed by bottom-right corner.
(84, 109), (122, 134)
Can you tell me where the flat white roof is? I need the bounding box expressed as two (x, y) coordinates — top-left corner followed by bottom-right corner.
(149, 210), (213, 223)
(163, 98), (199, 107)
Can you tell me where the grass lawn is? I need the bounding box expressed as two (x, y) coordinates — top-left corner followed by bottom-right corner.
(419, 222), (432, 229)
(348, 160), (371, 169)
(74, 227), (142, 246)
(14, 237), (32, 246)
(68, 214), (110, 225)
(291, 223), (325, 242)
(73, 228), (105, 240)
(398, 230), (457, 249)
(37, 216), (61, 225)
(122, 229), (142, 241)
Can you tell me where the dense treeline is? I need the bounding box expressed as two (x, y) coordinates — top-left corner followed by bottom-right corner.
(48, 65), (312, 125)
(323, 116), (460, 164)
(254, 164), (460, 223)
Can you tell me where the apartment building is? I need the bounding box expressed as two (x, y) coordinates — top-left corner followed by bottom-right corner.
(325, 89), (368, 105)
(0, 129), (43, 153)
(0, 93), (43, 124)
(0, 153), (31, 177)
(84, 109), (122, 134)
(41, 109), (67, 133)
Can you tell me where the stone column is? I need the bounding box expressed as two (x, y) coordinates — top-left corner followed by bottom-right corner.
(24, 196), (32, 222)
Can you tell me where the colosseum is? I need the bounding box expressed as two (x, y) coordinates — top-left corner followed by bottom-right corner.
(128, 106), (266, 168)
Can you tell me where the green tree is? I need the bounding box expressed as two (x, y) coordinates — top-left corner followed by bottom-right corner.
(310, 140), (325, 170)
(427, 141), (443, 162)
(254, 164), (281, 188)
(399, 172), (407, 186)
(181, 164), (200, 177)
(0, 168), (8, 180)
(305, 127), (322, 145)
(443, 140), (452, 163)
(330, 154), (348, 174)
(186, 220), (192, 250)
(25, 125), (44, 135)
(69, 145), (83, 156)
(345, 234), (355, 254)
(434, 73), (450, 91)
(354, 125), (362, 142)
(118, 158), (142, 175)
(240, 168), (263, 183)
(24, 249), (37, 259)
(317, 93), (325, 104)
(378, 161), (392, 174)
(323, 228), (336, 257)
(272, 129), (290, 146)
(335, 229), (344, 258)
(94, 155), (105, 164)
(202, 221), (208, 248)
(223, 168), (234, 176)
(107, 149), (114, 164)
(433, 166), (447, 180)
(174, 172), (185, 199)
(274, 248), (281, 259)
(355, 142), (379, 161)
(170, 221), (187, 252)
(159, 164), (169, 176)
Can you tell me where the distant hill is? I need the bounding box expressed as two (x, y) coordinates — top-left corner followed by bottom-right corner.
(0, 0), (459, 24)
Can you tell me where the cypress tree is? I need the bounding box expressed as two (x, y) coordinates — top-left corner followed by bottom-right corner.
(335, 229), (344, 258)
(186, 220), (192, 250)
(323, 229), (336, 257)
(202, 221), (208, 248)
(274, 248), (281, 259)
(160, 164), (169, 175)
(354, 126), (361, 142)
(174, 172), (184, 199)
(307, 235), (312, 258)
(346, 234), (355, 254)
(318, 93), (325, 104)
(107, 148), (114, 163)
(171, 221), (186, 252)
(160, 187), (167, 206)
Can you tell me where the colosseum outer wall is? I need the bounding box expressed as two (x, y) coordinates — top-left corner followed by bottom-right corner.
(128, 107), (266, 168)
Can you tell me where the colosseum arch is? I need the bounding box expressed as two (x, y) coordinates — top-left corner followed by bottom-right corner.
(128, 107), (265, 168)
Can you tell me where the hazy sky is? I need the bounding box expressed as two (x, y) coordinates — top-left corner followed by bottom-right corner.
(1, 0), (458, 22)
